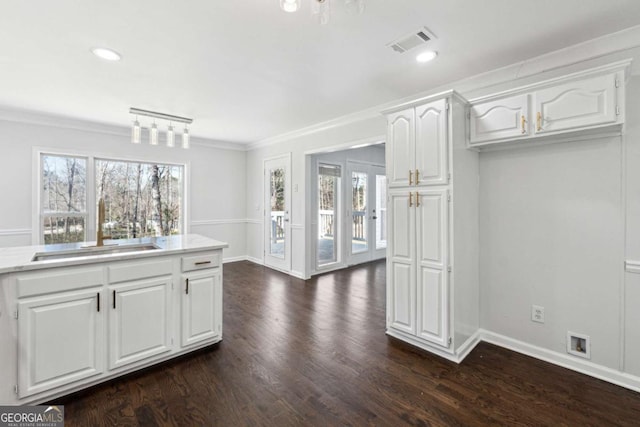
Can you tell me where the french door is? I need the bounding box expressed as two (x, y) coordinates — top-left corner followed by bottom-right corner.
(347, 162), (387, 265)
(264, 155), (291, 272)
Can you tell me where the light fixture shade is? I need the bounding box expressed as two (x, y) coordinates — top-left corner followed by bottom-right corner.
(166, 124), (175, 147)
(280, 0), (300, 12)
(312, 0), (330, 24)
(416, 50), (438, 63)
(131, 120), (141, 144)
(345, 0), (365, 14)
(150, 123), (159, 145)
(182, 127), (190, 149)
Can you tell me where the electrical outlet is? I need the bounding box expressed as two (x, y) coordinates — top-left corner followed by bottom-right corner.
(531, 305), (545, 323)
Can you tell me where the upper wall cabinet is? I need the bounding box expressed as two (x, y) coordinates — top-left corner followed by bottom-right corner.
(387, 98), (448, 188)
(468, 60), (630, 149)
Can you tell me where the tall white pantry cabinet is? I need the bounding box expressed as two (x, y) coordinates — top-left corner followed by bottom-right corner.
(383, 91), (480, 362)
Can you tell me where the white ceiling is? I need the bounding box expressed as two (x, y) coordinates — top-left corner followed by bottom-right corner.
(1, 0), (640, 145)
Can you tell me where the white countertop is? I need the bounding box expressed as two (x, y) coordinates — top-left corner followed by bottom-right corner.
(0, 234), (228, 274)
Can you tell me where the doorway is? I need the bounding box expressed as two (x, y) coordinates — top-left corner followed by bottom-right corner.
(264, 154), (291, 272)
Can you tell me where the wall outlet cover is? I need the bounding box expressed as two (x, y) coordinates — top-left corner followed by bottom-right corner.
(531, 305), (545, 323)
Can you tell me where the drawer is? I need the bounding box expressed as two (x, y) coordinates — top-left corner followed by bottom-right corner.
(108, 258), (174, 284)
(17, 266), (104, 298)
(182, 251), (220, 272)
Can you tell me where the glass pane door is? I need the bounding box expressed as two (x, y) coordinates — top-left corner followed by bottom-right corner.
(317, 164), (340, 267)
(351, 171), (368, 254)
(268, 167), (285, 258)
(375, 174), (387, 250)
(264, 154), (291, 272)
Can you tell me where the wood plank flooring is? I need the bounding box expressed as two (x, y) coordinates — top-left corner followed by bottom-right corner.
(57, 260), (640, 426)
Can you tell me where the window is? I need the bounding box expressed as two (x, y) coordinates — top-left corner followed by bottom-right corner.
(41, 155), (87, 244)
(38, 152), (185, 245)
(95, 159), (183, 239)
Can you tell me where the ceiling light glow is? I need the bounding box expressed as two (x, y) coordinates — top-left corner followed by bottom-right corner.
(280, 0), (300, 12)
(91, 47), (121, 61)
(416, 50), (438, 63)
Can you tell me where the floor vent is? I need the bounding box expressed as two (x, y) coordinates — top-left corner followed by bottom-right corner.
(388, 27), (437, 53)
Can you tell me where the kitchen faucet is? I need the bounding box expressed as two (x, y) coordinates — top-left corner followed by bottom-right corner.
(96, 197), (112, 246)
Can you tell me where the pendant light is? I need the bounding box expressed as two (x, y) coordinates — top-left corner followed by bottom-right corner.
(129, 107), (193, 149)
(150, 121), (159, 145)
(182, 126), (190, 149)
(131, 117), (141, 144)
(166, 123), (175, 148)
(280, 0), (300, 12)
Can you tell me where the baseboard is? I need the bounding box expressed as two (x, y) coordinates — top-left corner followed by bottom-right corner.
(290, 270), (307, 280)
(222, 256), (249, 264)
(479, 329), (640, 393)
(245, 256), (264, 265)
(456, 330), (483, 361)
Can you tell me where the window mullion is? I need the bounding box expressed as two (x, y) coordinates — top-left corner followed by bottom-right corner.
(86, 155), (96, 243)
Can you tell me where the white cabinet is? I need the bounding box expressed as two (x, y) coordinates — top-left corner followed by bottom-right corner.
(181, 270), (222, 347)
(533, 73), (617, 134)
(180, 251), (223, 347)
(384, 91), (479, 362)
(15, 266), (105, 398)
(108, 276), (172, 370)
(2, 245), (225, 404)
(468, 61), (628, 149)
(387, 99), (448, 188)
(469, 94), (529, 143)
(387, 188), (450, 348)
(18, 289), (104, 398)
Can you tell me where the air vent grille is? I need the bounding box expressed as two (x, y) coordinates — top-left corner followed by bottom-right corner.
(388, 27), (437, 53)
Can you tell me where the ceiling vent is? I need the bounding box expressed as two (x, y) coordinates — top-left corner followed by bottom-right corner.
(388, 27), (437, 53)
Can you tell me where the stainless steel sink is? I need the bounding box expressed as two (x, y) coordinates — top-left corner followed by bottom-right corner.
(31, 243), (160, 262)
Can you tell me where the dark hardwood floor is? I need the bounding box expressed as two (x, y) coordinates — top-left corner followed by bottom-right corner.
(58, 260), (640, 426)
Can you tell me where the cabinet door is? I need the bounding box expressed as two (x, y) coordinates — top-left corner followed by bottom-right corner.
(415, 99), (448, 185)
(387, 108), (415, 188)
(181, 270), (222, 347)
(533, 73), (618, 135)
(415, 189), (449, 348)
(386, 189), (416, 335)
(109, 277), (172, 370)
(18, 289), (104, 398)
(469, 94), (529, 144)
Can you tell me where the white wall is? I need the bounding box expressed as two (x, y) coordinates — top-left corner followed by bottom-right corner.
(243, 29), (640, 385)
(0, 115), (247, 261)
(245, 118), (386, 276)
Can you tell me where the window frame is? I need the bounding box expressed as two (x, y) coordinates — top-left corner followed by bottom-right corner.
(33, 147), (189, 245)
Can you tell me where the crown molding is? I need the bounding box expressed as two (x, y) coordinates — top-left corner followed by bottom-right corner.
(247, 24), (640, 151)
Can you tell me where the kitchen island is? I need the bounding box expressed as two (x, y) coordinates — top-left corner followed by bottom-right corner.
(0, 234), (228, 405)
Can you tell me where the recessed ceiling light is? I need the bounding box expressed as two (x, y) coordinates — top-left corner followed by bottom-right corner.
(91, 47), (121, 62)
(416, 50), (437, 63)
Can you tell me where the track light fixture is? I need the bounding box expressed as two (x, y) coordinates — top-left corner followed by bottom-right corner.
(129, 107), (193, 149)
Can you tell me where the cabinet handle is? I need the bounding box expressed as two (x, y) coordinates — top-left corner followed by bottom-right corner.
(409, 170), (413, 186)
(536, 112), (542, 131)
(113, 290), (116, 309)
(186, 278), (189, 295)
(409, 192), (413, 207)
(195, 261), (211, 266)
(521, 114), (526, 134)
(415, 169), (420, 185)
(415, 192), (420, 207)
(97, 293), (100, 312)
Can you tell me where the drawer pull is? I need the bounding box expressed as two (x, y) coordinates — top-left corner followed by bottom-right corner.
(186, 278), (189, 295)
(97, 293), (100, 312)
(194, 261), (212, 266)
(113, 290), (116, 309)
